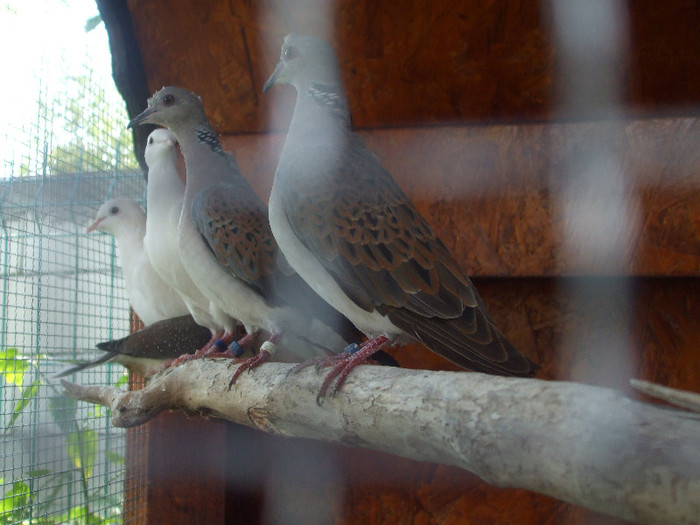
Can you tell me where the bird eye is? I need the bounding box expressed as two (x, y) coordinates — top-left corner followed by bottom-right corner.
(148, 136), (154, 144)
(162, 94), (175, 106)
(283, 46), (298, 61)
(110, 206), (119, 215)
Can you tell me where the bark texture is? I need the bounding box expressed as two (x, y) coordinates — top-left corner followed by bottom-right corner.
(62, 360), (700, 525)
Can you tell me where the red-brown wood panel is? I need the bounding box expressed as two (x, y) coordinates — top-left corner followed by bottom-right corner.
(146, 413), (227, 524)
(223, 118), (700, 278)
(119, 1), (700, 522)
(127, 0), (700, 134)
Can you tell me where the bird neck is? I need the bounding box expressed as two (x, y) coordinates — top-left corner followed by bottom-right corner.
(172, 122), (233, 199)
(114, 225), (145, 267)
(146, 160), (184, 212)
(285, 82), (351, 152)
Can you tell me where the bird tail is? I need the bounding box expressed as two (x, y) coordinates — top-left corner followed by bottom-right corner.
(95, 336), (128, 353)
(387, 306), (538, 377)
(53, 352), (117, 378)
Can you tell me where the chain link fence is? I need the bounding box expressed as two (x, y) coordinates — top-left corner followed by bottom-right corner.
(1, 2), (146, 522)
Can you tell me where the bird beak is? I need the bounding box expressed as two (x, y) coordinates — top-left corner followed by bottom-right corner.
(86, 217), (104, 234)
(128, 106), (157, 128)
(263, 61), (284, 93)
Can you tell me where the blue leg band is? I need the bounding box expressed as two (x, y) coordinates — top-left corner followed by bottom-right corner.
(344, 343), (360, 355)
(228, 341), (243, 358)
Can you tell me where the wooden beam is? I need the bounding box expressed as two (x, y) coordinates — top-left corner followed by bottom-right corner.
(126, 0), (700, 134)
(222, 117), (700, 277)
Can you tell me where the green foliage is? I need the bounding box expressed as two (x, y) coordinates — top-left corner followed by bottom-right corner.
(45, 76), (138, 175)
(1, 349), (125, 523)
(68, 428), (97, 479)
(0, 480), (31, 523)
(0, 348), (28, 386)
(84, 15), (102, 33)
(1, 348), (40, 433)
(5, 380), (41, 432)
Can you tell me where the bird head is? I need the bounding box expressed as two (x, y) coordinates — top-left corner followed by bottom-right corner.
(263, 33), (342, 93)
(144, 128), (179, 167)
(87, 198), (146, 237)
(128, 86), (206, 130)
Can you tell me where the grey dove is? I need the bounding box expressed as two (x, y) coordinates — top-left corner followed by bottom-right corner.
(87, 197), (190, 325)
(129, 87), (363, 380)
(143, 128), (239, 352)
(263, 34), (538, 395)
(56, 315), (212, 378)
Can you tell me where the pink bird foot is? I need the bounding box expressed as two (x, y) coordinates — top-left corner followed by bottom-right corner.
(201, 331), (255, 359)
(162, 330), (240, 369)
(315, 336), (390, 402)
(228, 333), (280, 388)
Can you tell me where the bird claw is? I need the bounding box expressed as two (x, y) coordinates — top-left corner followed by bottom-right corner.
(227, 342), (277, 389)
(314, 336), (390, 402)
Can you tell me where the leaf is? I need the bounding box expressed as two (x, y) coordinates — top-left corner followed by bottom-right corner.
(104, 452), (124, 465)
(5, 380), (41, 432)
(0, 480), (31, 518)
(48, 395), (77, 434)
(0, 348), (28, 386)
(27, 469), (51, 478)
(114, 374), (129, 388)
(67, 428), (97, 479)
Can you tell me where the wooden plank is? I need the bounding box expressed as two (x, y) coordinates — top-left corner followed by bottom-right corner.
(123, 312), (148, 523)
(127, 0), (700, 134)
(146, 414), (227, 524)
(221, 118), (700, 277)
(122, 312), (228, 524)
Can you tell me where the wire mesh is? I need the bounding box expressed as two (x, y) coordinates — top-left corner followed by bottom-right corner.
(0, 2), (146, 523)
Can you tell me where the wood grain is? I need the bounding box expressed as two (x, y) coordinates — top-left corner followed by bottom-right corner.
(215, 277), (699, 525)
(127, 0), (700, 134)
(223, 118), (700, 277)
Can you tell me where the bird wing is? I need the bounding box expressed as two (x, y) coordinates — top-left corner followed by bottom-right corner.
(97, 315), (212, 359)
(191, 182), (280, 303)
(279, 137), (478, 319)
(279, 138), (537, 376)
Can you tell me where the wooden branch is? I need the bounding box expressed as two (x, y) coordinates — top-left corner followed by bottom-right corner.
(62, 361), (700, 525)
(631, 378), (700, 414)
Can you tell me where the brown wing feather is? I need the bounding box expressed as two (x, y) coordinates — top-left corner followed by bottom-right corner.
(281, 138), (475, 319)
(280, 136), (538, 376)
(192, 183), (279, 300)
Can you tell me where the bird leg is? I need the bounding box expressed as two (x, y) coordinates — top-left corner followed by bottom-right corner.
(204, 331), (257, 359)
(317, 336), (390, 401)
(228, 332), (280, 388)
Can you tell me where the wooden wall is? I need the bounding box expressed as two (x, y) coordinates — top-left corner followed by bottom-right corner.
(126, 0), (700, 133)
(114, 0), (700, 523)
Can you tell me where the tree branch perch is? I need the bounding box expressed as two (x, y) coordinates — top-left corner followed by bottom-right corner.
(62, 360), (700, 525)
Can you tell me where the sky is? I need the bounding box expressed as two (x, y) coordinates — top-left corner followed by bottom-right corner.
(0, 0), (125, 175)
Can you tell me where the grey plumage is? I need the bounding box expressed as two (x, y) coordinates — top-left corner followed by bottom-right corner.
(128, 87), (362, 372)
(143, 128), (236, 341)
(264, 34), (538, 379)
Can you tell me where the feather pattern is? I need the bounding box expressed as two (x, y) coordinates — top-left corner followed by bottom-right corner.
(266, 34), (538, 376)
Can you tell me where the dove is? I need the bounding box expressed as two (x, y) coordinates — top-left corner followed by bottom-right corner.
(263, 34), (538, 395)
(87, 197), (190, 325)
(143, 128), (239, 352)
(128, 86), (362, 382)
(55, 315), (213, 378)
